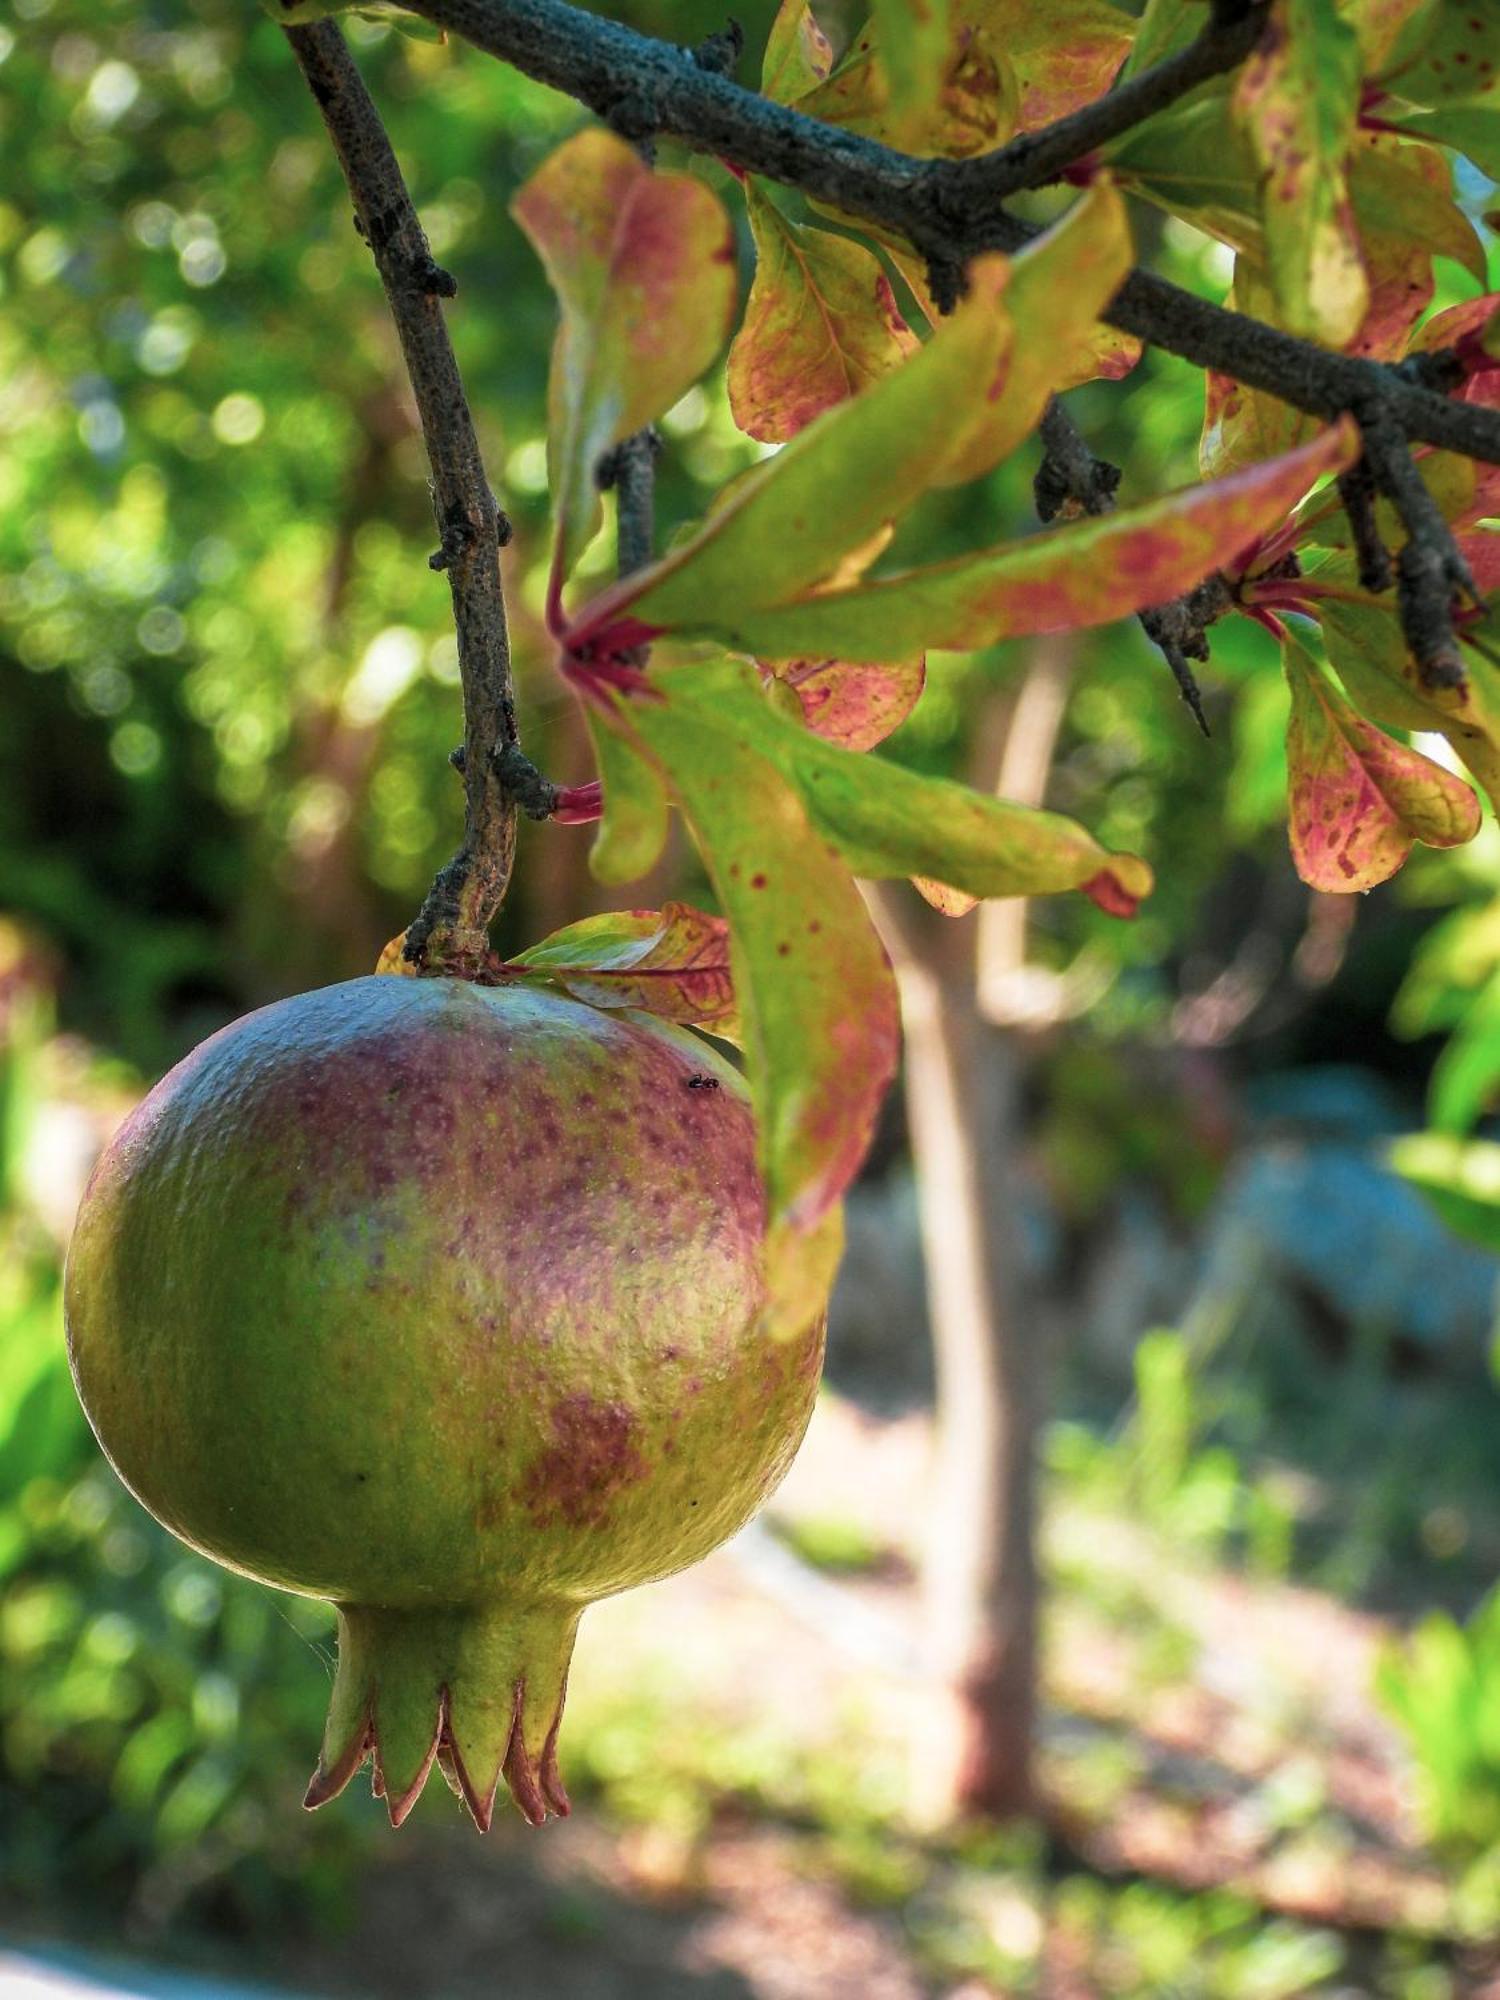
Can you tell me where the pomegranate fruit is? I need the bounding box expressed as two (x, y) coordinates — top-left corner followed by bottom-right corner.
(64, 976), (824, 1829)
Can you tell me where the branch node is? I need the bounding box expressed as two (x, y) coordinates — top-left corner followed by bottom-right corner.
(924, 251), (966, 317)
(492, 743), (562, 821)
(692, 20), (744, 76)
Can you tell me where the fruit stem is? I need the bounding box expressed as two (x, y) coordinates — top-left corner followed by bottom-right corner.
(306, 1599), (581, 1831)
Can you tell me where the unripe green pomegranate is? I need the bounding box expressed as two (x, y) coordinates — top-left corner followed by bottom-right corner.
(65, 976), (824, 1829)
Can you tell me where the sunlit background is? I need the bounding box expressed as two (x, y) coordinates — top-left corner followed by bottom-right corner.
(4, 1), (1500, 1994)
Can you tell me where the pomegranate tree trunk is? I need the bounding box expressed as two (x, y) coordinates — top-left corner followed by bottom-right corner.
(898, 956), (1037, 1820)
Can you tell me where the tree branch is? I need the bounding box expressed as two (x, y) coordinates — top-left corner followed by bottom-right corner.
(1358, 408), (1478, 689)
(286, 19), (520, 974)
(598, 428), (660, 580)
(390, 0), (1500, 469)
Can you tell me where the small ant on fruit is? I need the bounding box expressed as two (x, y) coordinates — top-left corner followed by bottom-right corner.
(685, 1074), (720, 1092)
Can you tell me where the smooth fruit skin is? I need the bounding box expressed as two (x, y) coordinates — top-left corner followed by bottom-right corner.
(65, 977), (824, 1829)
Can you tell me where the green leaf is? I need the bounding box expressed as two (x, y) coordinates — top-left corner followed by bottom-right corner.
(511, 129), (737, 614)
(1428, 978), (1500, 1135)
(613, 422), (1357, 664)
(508, 902), (740, 1039)
(581, 701), (670, 886)
(872, 0), (953, 144)
(1230, 0), (1365, 345)
(638, 655), (1156, 915)
(1282, 627), (1480, 892)
(727, 181), (918, 443)
(1388, 1132), (1500, 1252)
(564, 254), (1017, 648)
(761, 0), (833, 102)
(590, 676), (901, 1336)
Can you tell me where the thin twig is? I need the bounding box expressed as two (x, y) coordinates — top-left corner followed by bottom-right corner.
(385, 0), (1500, 467)
(286, 20), (519, 974)
(1359, 408), (1479, 689)
(942, 0), (1269, 206)
(598, 429), (661, 580)
(1336, 458), (1393, 594)
(1036, 400), (1222, 735)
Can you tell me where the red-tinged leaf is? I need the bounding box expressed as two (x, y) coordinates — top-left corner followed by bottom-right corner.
(761, 0), (832, 102)
(727, 181), (918, 443)
(960, 0), (1134, 130)
(914, 878), (979, 916)
(1230, 0), (1365, 346)
(1406, 295), (1500, 527)
(1345, 132), (1486, 357)
(1458, 530), (1500, 596)
(1315, 583), (1500, 813)
(563, 257), (1015, 652)
(508, 902), (739, 1039)
(1284, 628), (1481, 891)
(763, 654), (926, 751)
(936, 179), (1134, 486)
(596, 678), (901, 1332)
(651, 423), (1357, 664)
(512, 130), (737, 613)
(795, 13), (1018, 158)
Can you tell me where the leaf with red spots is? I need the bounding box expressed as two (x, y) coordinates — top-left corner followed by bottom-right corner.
(1230, 0), (1365, 346)
(512, 130), (737, 618)
(563, 254), (1016, 652)
(760, 654), (926, 751)
(964, 0), (1134, 129)
(583, 422), (1356, 665)
(761, 0), (833, 102)
(1283, 628), (1480, 892)
(727, 181), (919, 443)
(508, 902), (741, 1041)
(1367, 1), (1500, 177)
(1345, 132), (1486, 357)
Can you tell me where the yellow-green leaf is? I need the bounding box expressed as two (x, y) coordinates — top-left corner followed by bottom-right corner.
(1231, 0), (1366, 345)
(512, 129), (737, 614)
(761, 0), (833, 102)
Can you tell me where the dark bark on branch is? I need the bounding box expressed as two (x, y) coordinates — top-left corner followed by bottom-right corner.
(597, 428), (660, 580)
(395, 0), (1500, 469)
(286, 20), (520, 973)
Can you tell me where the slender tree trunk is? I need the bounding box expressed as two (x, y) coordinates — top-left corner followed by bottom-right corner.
(876, 642), (1074, 1823)
(897, 956), (1037, 1819)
